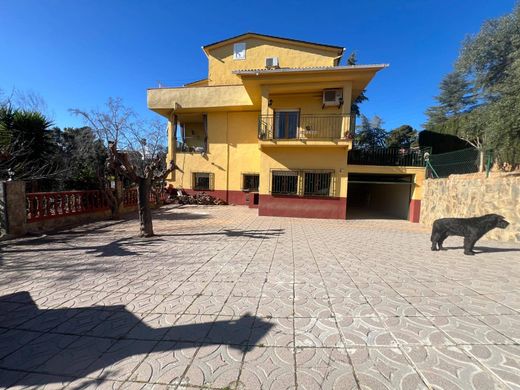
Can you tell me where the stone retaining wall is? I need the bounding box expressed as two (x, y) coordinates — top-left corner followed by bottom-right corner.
(420, 173), (520, 242)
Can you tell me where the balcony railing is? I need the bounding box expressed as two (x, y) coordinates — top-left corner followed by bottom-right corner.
(348, 147), (431, 167)
(258, 114), (355, 141)
(176, 141), (207, 154)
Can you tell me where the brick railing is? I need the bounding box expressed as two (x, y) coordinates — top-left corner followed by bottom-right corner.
(123, 188), (138, 206)
(26, 190), (109, 222)
(123, 188), (167, 206)
(26, 189), (168, 223)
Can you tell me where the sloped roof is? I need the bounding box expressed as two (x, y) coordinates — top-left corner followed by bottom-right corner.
(202, 32), (345, 54)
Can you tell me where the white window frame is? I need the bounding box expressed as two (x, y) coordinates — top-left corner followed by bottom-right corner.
(233, 42), (246, 60)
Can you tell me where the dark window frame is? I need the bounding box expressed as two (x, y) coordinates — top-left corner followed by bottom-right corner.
(192, 172), (214, 191)
(303, 170), (333, 197)
(242, 173), (260, 192)
(269, 169), (335, 197)
(274, 110), (300, 139)
(270, 170), (299, 195)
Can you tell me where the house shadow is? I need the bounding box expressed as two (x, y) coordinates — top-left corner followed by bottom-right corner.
(0, 291), (273, 387)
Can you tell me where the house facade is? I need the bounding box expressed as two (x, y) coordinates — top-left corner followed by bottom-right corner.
(147, 33), (425, 221)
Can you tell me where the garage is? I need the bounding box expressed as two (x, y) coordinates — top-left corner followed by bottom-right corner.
(346, 173), (413, 220)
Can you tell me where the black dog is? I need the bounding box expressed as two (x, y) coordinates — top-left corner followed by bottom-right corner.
(431, 214), (509, 255)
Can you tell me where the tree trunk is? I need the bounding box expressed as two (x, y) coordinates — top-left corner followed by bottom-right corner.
(137, 177), (154, 237)
(478, 149), (485, 172)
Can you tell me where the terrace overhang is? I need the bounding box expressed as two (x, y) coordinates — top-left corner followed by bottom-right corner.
(235, 64), (388, 99)
(147, 85), (254, 117)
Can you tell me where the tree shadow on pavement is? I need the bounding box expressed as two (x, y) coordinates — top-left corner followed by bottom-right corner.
(158, 229), (284, 240)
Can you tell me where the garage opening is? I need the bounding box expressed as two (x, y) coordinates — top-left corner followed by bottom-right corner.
(347, 174), (413, 220)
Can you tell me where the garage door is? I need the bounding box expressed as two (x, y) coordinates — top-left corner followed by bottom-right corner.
(346, 174), (413, 220)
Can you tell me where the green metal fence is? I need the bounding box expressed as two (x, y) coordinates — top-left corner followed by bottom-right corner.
(425, 148), (491, 178)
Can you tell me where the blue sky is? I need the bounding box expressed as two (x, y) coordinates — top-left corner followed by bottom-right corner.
(0, 0), (516, 131)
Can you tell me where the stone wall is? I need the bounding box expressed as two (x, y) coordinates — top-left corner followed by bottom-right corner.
(420, 173), (520, 242)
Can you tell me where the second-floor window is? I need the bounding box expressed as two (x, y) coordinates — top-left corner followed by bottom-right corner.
(233, 43), (246, 60)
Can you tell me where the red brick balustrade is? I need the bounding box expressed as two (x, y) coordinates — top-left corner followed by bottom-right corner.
(26, 190), (109, 222)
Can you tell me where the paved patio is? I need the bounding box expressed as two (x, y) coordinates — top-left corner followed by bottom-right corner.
(1, 205), (519, 390)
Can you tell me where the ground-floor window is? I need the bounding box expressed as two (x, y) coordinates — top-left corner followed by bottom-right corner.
(304, 171), (333, 196)
(192, 172), (214, 190)
(242, 173), (260, 192)
(270, 169), (334, 196)
(271, 171), (299, 195)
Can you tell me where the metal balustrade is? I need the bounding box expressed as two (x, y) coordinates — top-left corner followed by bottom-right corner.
(258, 114), (355, 141)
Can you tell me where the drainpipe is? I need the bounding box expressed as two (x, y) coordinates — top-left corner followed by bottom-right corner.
(226, 113), (230, 204)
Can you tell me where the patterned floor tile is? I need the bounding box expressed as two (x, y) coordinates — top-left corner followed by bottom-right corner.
(128, 341), (199, 385)
(3, 205), (519, 389)
(294, 317), (344, 348)
(462, 344), (520, 390)
(0, 332), (78, 371)
(384, 316), (454, 346)
(430, 316), (515, 345)
(337, 316), (395, 346)
(403, 346), (505, 390)
(348, 347), (427, 389)
(181, 344), (243, 389)
(86, 339), (156, 381)
(476, 315), (520, 342)
(238, 347), (295, 389)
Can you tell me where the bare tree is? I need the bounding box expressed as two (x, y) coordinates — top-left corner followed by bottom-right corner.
(70, 98), (176, 237)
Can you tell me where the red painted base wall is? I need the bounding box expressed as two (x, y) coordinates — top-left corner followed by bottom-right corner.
(408, 199), (421, 223)
(258, 195), (347, 219)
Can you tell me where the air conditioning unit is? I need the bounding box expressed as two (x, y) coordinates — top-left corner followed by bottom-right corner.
(322, 89), (343, 107)
(265, 57), (279, 69)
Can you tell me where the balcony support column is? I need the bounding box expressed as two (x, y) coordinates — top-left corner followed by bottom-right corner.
(341, 82), (352, 137)
(260, 86), (272, 116)
(168, 112), (177, 181)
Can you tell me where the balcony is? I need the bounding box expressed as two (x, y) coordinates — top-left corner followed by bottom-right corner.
(258, 114), (355, 146)
(348, 147), (431, 167)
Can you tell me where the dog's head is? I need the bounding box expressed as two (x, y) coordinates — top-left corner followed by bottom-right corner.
(488, 214), (509, 229)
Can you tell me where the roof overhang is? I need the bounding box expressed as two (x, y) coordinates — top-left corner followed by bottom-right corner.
(235, 64), (388, 98)
(202, 32), (345, 58)
(233, 64), (388, 76)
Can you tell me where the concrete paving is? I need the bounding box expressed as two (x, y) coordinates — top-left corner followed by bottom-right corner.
(0, 205), (519, 389)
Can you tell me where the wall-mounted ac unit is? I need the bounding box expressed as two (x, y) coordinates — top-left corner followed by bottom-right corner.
(322, 89), (343, 106)
(265, 57), (279, 69)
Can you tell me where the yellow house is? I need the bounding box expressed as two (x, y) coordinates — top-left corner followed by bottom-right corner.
(148, 33), (425, 221)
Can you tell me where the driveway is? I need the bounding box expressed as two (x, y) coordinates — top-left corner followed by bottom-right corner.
(1, 205), (519, 389)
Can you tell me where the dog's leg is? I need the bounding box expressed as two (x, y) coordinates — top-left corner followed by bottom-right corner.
(463, 236), (476, 255)
(438, 232), (448, 250)
(431, 231), (441, 251)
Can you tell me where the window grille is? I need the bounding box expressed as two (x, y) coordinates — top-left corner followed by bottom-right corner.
(192, 172), (214, 190)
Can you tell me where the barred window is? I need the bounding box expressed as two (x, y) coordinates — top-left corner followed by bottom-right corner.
(271, 171), (298, 195)
(193, 172), (213, 190)
(242, 174), (259, 192)
(304, 171), (332, 196)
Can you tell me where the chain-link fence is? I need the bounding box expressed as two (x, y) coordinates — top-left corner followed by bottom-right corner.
(425, 148), (492, 178)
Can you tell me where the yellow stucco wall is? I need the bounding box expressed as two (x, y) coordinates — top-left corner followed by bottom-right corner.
(259, 147), (349, 198)
(169, 111), (260, 192)
(148, 85), (253, 111)
(207, 37), (340, 85)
